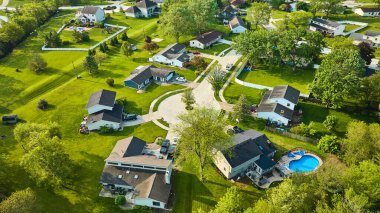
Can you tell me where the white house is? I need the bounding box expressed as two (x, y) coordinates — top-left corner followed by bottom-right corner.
(125, 0), (157, 18)
(76, 6), (105, 24)
(350, 30), (380, 47)
(214, 129), (277, 179)
(189, 31), (223, 49)
(229, 16), (247, 33)
(150, 43), (191, 67)
(124, 65), (175, 89)
(85, 89), (123, 131)
(257, 85), (300, 126)
(309, 18), (345, 37)
(354, 7), (380, 17)
(100, 136), (172, 209)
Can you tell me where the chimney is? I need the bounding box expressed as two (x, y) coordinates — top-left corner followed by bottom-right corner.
(280, 110), (284, 114)
(165, 170), (170, 184)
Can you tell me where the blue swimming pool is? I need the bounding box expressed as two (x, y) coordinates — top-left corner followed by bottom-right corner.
(288, 155), (320, 173)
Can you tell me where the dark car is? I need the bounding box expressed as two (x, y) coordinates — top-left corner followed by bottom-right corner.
(233, 126), (244, 133)
(124, 114), (137, 121)
(160, 140), (170, 154)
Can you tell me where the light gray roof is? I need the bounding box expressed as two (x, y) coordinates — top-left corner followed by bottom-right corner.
(269, 85), (300, 104)
(257, 102), (293, 120)
(136, 0), (157, 9)
(87, 104), (123, 123)
(80, 6), (101, 14)
(229, 16), (245, 29)
(349, 32), (364, 41)
(365, 30), (380, 37)
(156, 43), (186, 58)
(86, 89), (116, 109)
(312, 18), (340, 28)
(125, 6), (141, 14)
(124, 65), (175, 85)
(192, 31), (223, 45)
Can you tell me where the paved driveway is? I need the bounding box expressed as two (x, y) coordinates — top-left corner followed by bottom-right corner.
(200, 50), (241, 71)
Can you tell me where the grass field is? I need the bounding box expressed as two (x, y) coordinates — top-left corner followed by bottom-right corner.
(6, 0), (111, 7)
(223, 81), (263, 104)
(237, 65), (315, 94)
(327, 12), (380, 34)
(59, 27), (111, 48)
(343, 23), (361, 32)
(188, 43), (230, 56)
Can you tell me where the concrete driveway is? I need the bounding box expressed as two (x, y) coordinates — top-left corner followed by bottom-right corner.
(200, 50), (241, 71)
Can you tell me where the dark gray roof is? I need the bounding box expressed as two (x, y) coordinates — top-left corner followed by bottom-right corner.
(254, 155), (276, 170)
(80, 6), (101, 14)
(157, 43), (186, 59)
(365, 30), (380, 37)
(119, 136), (146, 157)
(100, 166), (171, 203)
(349, 32), (364, 41)
(257, 103), (293, 120)
(175, 53), (190, 62)
(125, 6), (141, 14)
(192, 31), (223, 45)
(310, 22), (335, 33)
(359, 7), (380, 12)
(269, 85), (300, 104)
(229, 16), (245, 29)
(223, 5), (237, 13)
(223, 129), (276, 168)
(312, 18), (340, 28)
(136, 0), (157, 9)
(124, 65), (175, 85)
(86, 89), (116, 109)
(87, 104), (123, 123)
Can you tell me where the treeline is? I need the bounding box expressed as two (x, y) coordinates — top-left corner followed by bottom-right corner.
(0, 0), (61, 58)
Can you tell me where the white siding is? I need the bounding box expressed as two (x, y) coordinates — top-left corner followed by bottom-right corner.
(257, 112), (289, 125)
(87, 120), (120, 131)
(213, 151), (233, 179)
(87, 104), (113, 114)
(134, 198), (166, 209)
(189, 40), (205, 49)
(230, 155), (260, 178)
(231, 26), (247, 34)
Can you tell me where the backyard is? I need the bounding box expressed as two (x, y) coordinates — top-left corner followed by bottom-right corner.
(188, 43), (231, 55)
(328, 12), (380, 33)
(59, 27), (113, 48)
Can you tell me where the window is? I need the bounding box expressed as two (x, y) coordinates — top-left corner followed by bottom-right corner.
(108, 162), (118, 165)
(287, 103), (290, 107)
(224, 167), (226, 171)
(152, 201), (160, 206)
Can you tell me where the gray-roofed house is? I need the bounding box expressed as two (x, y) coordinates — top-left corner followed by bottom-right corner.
(229, 16), (247, 33)
(309, 18), (345, 37)
(354, 7), (380, 17)
(150, 43), (191, 67)
(219, 5), (237, 22)
(257, 85), (300, 126)
(75, 6), (105, 24)
(100, 136), (172, 209)
(123, 65), (175, 89)
(213, 129), (276, 179)
(350, 30), (380, 47)
(125, 0), (157, 18)
(85, 89), (123, 131)
(189, 31), (223, 49)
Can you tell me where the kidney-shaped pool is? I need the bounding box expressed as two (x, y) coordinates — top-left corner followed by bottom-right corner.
(288, 155), (320, 173)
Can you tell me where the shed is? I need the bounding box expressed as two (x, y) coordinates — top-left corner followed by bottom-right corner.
(2, 115), (18, 124)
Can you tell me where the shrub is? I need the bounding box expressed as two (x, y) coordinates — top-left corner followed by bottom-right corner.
(323, 115), (338, 132)
(37, 99), (48, 110)
(144, 36), (152, 43)
(99, 126), (112, 134)
(291, 122), (317, 137)
(318, 135), (340, 154)
(29, 54), (47, 73)
(115, 195), (126, 205)
(190, 56), (208, 71)
(119, 32), (128, 41)
(106, 78), (114, 87)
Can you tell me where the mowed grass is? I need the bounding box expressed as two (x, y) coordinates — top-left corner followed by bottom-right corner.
(327, 12), (380, 33)
(188, 43), (231, 56)
(343, 23), (361, 32)
(238, 65), (315, 94)
(6, 0), (111, 7)
(59, 27), (111, 48)
(223, 81), (263, 104)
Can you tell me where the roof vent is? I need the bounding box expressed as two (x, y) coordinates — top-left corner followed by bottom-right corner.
(258, 145), (263, 151)
(126, 170), (130, 174)
(280, 110), (284, 114)
(134, 175), (139, 179)
(266, 140), (271, 144)
(118, 175), (123, 179)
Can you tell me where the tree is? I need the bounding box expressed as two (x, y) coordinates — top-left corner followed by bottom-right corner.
(248, 2), (271, 29)
(190, 56), (208, 71)
(160, 4), (193, 42)
(318, 135), (340, 154)
(232, 94), (251, 122)
(296, 1), (310, 11)
(29, 53), (47, 73)
(181, 89), (196, 110)
(120, 41), (133, 57)
(119, 31), (128, 41)
(356, 72), (380, 108)
(189, 0), (218, 34)
(358, 42), (375, 65)
(94, 52), (107, 65)
(288, 11), (312, 29)
(323, 115), (338, 132)
(310, 49), (365, 108)
(13, 15), (38, 35)
(83, 55), (98, 74)
(207, 65), (225, 95)
(310, 0), (343, 17)
(211, 187), (243, 213)
(144, 35), (152, 43)
(174, 107), (231, 181)
(44, 31), (61, 47)
(72, 30), (90, 43)
(37, 99), (48, 110)
(291, 122), (317, 137)
(106, 78), (114, 87)
(143, 42), (159, 54)
(114, 195), (126, 205)
(99, 43), (106, 53)
(0, 188), (37, 213)
(316, 188), (369, 213)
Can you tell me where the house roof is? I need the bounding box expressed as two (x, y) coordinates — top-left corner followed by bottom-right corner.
(269, 85), (300, 104)
(257, 102), (294, 120)
(365, 30), (380, 37)
(312, 18), (340, 28)
(223, 129), (276, 168)
(100, 166), (171, 203)
(310, 22), (335, 33)
(223, 5), (237, 13)
(349, 32), (364, 41)
(124, 65), (175, 85)
(359, 7), (380, 13)
(79, 6), (101, 14)
(191, 31), (223, 45)
(254, 155), (276, 170)
(111, 136), (147, 158)
(229, 0), (244, 6)
(87, 104), (123, 123)
(157, 43), (186, 58)
(125, 6), (141, 14)
(136, 0), (157, 9)
(86, 89), (116, 109)
(229, 16), (245, 29)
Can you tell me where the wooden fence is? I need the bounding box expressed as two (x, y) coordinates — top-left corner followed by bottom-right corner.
(265, 126), (318, 144)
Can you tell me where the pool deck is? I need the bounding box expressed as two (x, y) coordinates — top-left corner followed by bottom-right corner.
(276, 149), (323, 177)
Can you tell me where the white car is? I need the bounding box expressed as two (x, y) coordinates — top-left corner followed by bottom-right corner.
(226, 63), (233, 71)
(176, 77), (186, 82)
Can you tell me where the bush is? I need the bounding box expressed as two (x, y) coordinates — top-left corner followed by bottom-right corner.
(291, 122), (317, 137)
(29, 54), (47, 73)
(106, 78), (114, 87)
(145, 36), (152, 43)
(323, 115), (338, 132)
(119, 32), (128, 41)
(115, 195), (126, 205)
(37, 99), (48, 110)
(99, 125), (113, 134)
(318, 135), (340, 154)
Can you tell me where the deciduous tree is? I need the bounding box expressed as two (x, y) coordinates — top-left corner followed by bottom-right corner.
(356, 72), (380, 108)
(120, 41), (133, 57)
(160, 4), (193, 42)
(181, 89), (196, 110)
(207, 65), (225, 95)
(318, 135), (340, 154)
(83, 55), (98, 74)
(211, 186), (243, 213)
(358, 42), (375, 65)
(29, 53), (47, 73)
(323, 115), (338, 132)
(248, 2), (271, 29)
(232, 94), (251, 122)
(189, 0), (218, 34)
(0, 188), (37, 213)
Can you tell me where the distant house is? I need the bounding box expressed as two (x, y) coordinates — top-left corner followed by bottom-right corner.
(229, 0), (245, 9)
(85, 89), (123, 131)
(100, 136), (172, 209)
(124, 65), (175, 89)
(229, 16), (247, 34)
(214, 129), (277, 179)
(354, 7), (380, 17)
(219, 5), (237, 22)
(257, 85), (300, 126)
(350, 30), (380, 47)
(309, 18), (345, 37)
(76, 6), (105, 24)
(150, 43), (191, 67)
(189, 31), (223, 49)
(125, 0), (157, 18)
(2, 115), (18, 124)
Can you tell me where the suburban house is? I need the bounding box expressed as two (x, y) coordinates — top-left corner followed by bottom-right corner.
(124, 65), (175, 89)
(350, 30), (380, 47)
(229, 16), (247, 34)
(309, 18), (345, 37)
(100, 136), (172, 209)
(257, 85), (300, 126)
(219, 5), (237, 23)
(125, 0), (157, 18)
(189, 31), (223, 49)
(214, 129), (277, 179)
(354, 7), (380, 17)
(85, 89), (123, 131)
(229, 0), (245, 9)
(150, 43), (191, 67)
(75, 6), (105, 24)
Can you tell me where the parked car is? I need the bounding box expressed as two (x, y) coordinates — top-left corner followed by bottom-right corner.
(160, 139), (170, 154)
(176, 77), (186, 82)
(123, 114), (137, 121)
(233, 126), (244, 133)
(172, 137), (179, 145)
(226, 63), (233, 71)
(193, 51), (200, 55)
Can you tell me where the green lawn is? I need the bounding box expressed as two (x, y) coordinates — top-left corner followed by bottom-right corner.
(223, 81), (263, 105)
(59, 27), (111, 48)
(271, 10), (289, 19)
(188, 43), (230, 56)
(6, 0), (111, 7)
(343, 23), (360, 32)
(327, 12), (380, 34)
(237, 65), (315, 94)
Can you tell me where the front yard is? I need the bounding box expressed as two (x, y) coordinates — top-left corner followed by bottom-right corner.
(59, 27), (112, 48)
(188, 43), (230, 55)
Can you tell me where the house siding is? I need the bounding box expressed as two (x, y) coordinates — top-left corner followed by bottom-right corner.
(257, 111), (289, 125)
(133, 198), (166, 209)
(87, 120), (121, 131)
(231, 26), (246, 34)
(87, 104), (114, 114)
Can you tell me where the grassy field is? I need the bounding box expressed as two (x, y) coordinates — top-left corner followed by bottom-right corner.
(59, 27), (111, 48)
(188, 43), (230, 56)
(6, 0), (111, 7)
(327, 12), (380, 34)
(237, 65), (315, 94)
(343, 23), (361, 32)
(223, 81), (263, 105)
